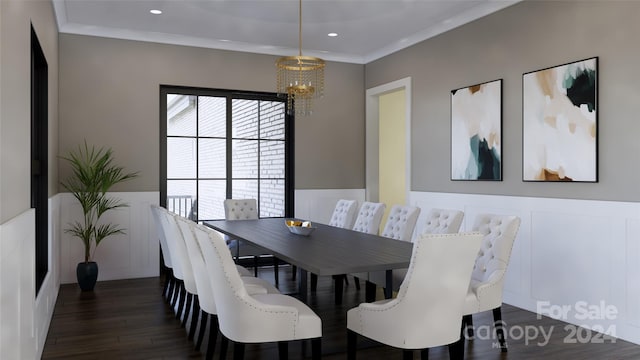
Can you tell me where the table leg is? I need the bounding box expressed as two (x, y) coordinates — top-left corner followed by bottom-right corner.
(298, 267), (308, 303)
(332, 275), (344, 305)
(384, 270), (393, 299)
(365, 281), (376, 302)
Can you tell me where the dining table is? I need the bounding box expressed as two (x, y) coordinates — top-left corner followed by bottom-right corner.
(204, 217), (413, 304)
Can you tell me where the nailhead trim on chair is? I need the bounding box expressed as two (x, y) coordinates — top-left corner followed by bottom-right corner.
(206, 232), (301, 339)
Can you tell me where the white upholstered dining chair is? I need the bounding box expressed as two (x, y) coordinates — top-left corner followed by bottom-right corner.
(422, 208), (465, 235)
(153, 205), (198, 324)
(223, 199), (281, 284)
(365, 204), (420, 299)
(311, 199), (359, 293)
(347, 232), (483, 360)
(368, 208), (465, 294)
(175, 216), (279, 359)
(340, 201), (387, 297)
(150, 205), (177, 303)
(352, 201), (386, 234)
(462, 213), (521, 352)
(328, 199), (359, 229)
(379, 204), (421, 241)
(196, 223), (322, 360)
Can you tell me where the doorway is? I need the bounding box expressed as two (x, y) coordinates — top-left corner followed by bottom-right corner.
(365, 77), (411, 229)
(31, 25), (49, 295)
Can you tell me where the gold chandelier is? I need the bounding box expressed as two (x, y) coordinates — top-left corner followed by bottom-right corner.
(276, 0), (325, 116)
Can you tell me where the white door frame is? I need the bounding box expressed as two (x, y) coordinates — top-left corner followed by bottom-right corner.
(365, 77), (412, 203)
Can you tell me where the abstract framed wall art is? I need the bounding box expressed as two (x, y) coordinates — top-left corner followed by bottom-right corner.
(523, 57), (598, 182)
(451, 79), (502, 181)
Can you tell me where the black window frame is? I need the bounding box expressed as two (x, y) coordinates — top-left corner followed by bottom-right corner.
(159, 85), (294, 220)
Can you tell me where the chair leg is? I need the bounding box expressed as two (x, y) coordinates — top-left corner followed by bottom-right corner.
(333, 275), (344, 305)
(493, 307), (508, 352)
(162, 269), (171, 299)
(165, 273), (175, 302)
(463, 314), (474, 339)
(253, 256), (259, 277)
(195, 311), (209, 351)
(291, 265), (297, 281)
(353, 275), (360, 290)
(447, 321), (465, 360)
(402, 350), (413, 360)
(274, 257), (280, 287)
(365, 281), (377, 302)
(347, 329), (357, 360)
(188, 296), (200, 341)
(278, 341), (288, 360)
(310, 273), (318, 291)
(421, 348), (429, 360)
(311, 338), (321, 360)
(171, 280), (181, 308)
(206, 314), (219, 360)
(177, 285), (187, 320)
(219, 333), (228, 360)
(182, 292), (193, 327)
(233, 342), (245, 360)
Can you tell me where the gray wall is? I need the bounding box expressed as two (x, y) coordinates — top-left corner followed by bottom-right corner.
(366, 0), (640, 202)
(0, 0), (58, 223)
(58, 34), (365, 192)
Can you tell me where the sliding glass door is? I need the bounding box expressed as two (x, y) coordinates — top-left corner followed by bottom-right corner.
(160, 86), (293, 222)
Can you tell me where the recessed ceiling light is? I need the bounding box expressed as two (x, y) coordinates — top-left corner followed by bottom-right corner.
(150, 9), (162, 15)
(328, 32), (338, 37)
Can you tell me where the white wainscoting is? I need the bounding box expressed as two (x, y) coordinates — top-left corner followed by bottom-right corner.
(295, 189), (640, 344)
(0, 196), (62, 359)
(0, 208), (35, 359)
(408, 191), (640, 345)
(294, 189), (366, 224)
(59, 192), (159, 284)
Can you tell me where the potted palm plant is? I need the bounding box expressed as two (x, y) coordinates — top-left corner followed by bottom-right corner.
(61, 141), (138, 291)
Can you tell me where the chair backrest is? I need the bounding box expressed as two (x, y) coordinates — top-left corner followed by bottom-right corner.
(469, 214), (521, 285)
(223, 199), (258, 220)
(352, 202), (386, 235)
(422, 208), (464, 235)
(160, 209), (198, 294)
(382, 232), (482, 348)
(175, 216), (218, 314)
(195, 226), (300, 343)
(328, 199), (358, 229)
(150, 205), (172, 268)
(380, 205), (421, 242)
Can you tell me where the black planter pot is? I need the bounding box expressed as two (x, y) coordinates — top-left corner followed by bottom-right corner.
(76, 261), (98, 291)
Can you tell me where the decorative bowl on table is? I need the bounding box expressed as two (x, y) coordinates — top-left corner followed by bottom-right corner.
(285, 219), (316, 236)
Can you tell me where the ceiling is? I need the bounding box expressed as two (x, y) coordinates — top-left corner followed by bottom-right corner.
(52, 0), (519, 64)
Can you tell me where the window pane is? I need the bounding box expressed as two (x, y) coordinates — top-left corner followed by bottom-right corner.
(232, 180), (258, 203)
(199, 96), (226, 137)
(260, 101), (285, 140)
(232, 99), (258, 139)
(199, 138), (226, 178)
(260, 140), (285, 178)
(167, 94), (196, 136)
(260, 179), (285, 218)
(166, 180), (196, 219)
(167, 137), (196, 178)
(198, 180), (226, 221)
(232, 140), (258, 178)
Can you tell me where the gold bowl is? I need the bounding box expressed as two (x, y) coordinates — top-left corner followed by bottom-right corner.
(285, 219), (316, 236)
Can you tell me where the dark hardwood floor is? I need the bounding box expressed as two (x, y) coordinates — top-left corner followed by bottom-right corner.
(43, 266), (640, 359)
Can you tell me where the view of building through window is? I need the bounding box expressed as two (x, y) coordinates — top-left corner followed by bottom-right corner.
(164, 89), (289, 222)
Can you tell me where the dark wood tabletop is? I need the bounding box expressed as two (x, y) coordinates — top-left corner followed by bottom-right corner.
(204, 218), (413, 302)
